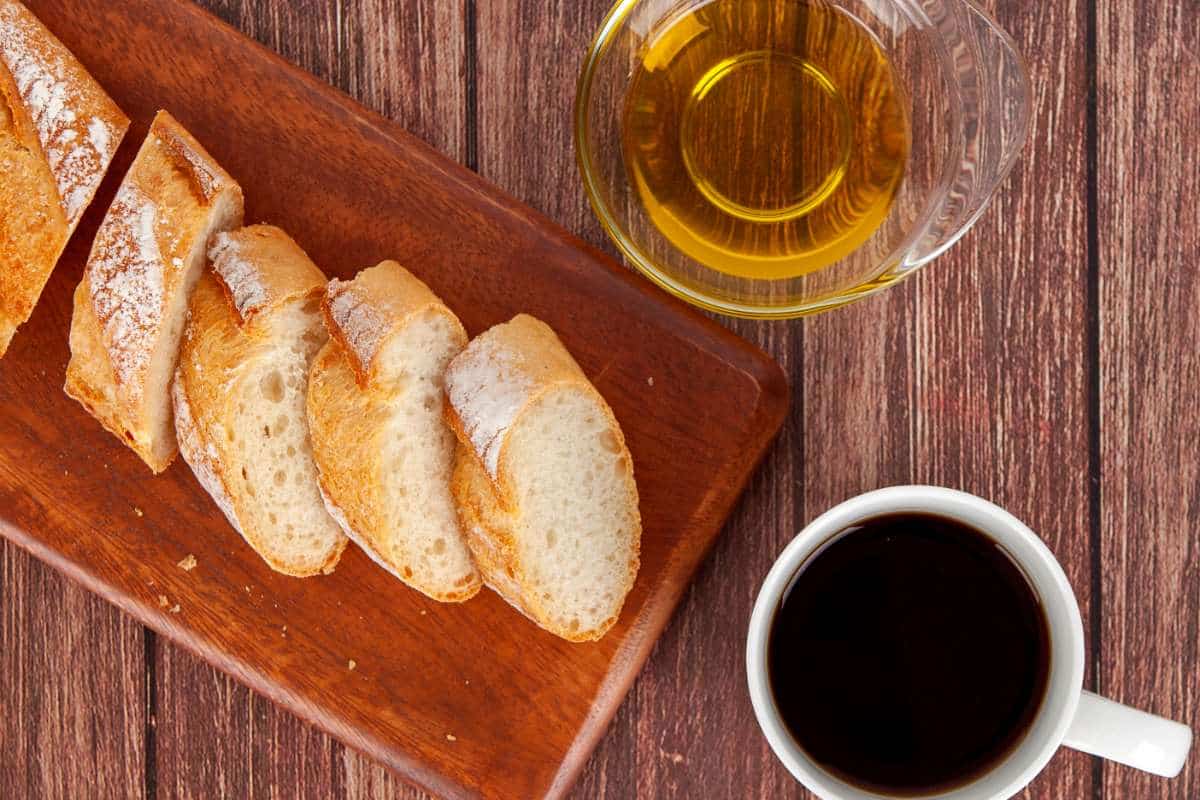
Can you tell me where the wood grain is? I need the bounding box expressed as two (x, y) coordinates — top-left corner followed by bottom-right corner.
(1097, 1), (1200, 797)
(475, 1), (1097, 798)
(0, 3), (787, 800)
(0, 541), (146, 798)
(804, 5), (1096, 797)
(4, 0), (1199, 798)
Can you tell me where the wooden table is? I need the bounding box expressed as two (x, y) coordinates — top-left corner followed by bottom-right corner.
(2, 1), (1196, 797)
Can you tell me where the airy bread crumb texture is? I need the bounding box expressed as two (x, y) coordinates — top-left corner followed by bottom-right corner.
(309, 260), (480, 600)
(375, 310), (477, 591)
(508, 387), (639, 638)
(230, 299), (344, 573)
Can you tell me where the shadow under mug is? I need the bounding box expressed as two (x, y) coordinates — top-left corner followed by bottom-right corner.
(746, 486), (1193, 800)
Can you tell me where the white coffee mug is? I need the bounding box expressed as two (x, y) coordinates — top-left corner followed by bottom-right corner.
(746, 486), (1193, 800)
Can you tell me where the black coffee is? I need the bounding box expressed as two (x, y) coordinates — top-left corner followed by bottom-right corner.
(768, 513), (1050, 796)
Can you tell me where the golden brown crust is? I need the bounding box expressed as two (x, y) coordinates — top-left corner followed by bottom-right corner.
(321, 259), (463, 386)
(209, 224), (326, 327)
(155, 120), (228, 203)
(0, 0), (129, 356)
(450, 444), (528, 610)
(64, 110), (243, 472)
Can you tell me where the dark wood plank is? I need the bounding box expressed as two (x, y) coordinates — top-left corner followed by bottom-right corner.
(1097, 1), (1200, 798)
(801, 1), (1096, 796)
(157, 2), (467, 797)
(0, 4), (787, 800)
(0, 540), (146, 799)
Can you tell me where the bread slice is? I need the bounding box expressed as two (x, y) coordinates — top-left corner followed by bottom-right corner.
(307, 261), (480, 601)
(444, 314), (641, 641)
(173, 224), (347, 577)
(0, 0), (129, 356)
(65, 110), (243, 472)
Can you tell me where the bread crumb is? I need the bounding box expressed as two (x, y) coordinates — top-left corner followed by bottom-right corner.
(281, 625), (287, 638)
(177, 554), (197, 571)
(169, 604), (180, 614)
(348, 659), (356, 670)
(420, 609), (427, 616)
(157, 595), (168, 608)
(133, 507), (143, 517)
(660, 749), (684, 764)
(245, 585), (251, 592)
(647, 376), (654, 386)
(445, 734), (456, 742)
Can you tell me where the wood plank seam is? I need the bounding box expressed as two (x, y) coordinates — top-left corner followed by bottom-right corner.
(465, 0), (478, 173)
(1084, 2), (1105, 800)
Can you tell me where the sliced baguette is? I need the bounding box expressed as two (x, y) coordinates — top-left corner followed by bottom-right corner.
(65, 110), (243, 472)
(307, 260), (480, 601)
(0, 0), (129, 356)
(173, 224), (346, 577)
(444, 314), (641, 641)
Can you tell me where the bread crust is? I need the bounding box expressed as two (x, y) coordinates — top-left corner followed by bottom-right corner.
(64, 110), (243, 472)
(174, 226), (346, 577)
(0, 0), (129, 356)
(209, 224), (327, 327)
(308, 260), (481, 601)
(322, 259), (457, 384)
(444, 314), (641, 641)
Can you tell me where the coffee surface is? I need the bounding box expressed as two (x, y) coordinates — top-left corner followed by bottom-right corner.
(768, 513), (1050, 795)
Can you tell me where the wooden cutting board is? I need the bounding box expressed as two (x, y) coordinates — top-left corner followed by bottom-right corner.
(0, 1), (789, 797)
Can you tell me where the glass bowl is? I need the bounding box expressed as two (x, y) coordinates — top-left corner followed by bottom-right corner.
(575, 0), (1032, 318)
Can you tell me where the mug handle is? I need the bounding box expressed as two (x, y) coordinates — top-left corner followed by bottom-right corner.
(1063, 690), (1193, 777)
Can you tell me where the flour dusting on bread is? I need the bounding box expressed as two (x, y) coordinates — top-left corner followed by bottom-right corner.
(64, 110), (244, 473)
(443, 334), (532, 479)
(325, 278), (388, 374)
(0, 2), (121, 224)
(209, 232), (266, 320)
(87, 182), (163, 398)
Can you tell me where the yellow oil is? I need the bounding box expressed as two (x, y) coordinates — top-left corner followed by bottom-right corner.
(622, 0), (909, 280)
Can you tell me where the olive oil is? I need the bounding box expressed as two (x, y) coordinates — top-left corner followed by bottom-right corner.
(622, 0), (909, 280)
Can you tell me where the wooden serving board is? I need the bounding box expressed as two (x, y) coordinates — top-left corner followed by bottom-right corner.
(0, 1), (789, 798)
